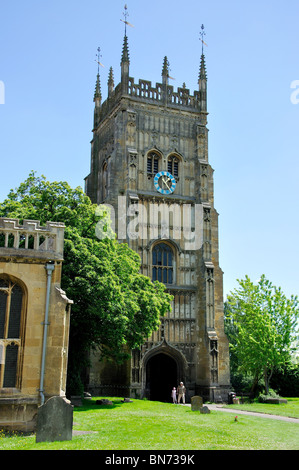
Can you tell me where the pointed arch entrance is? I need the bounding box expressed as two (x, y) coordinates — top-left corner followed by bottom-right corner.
(146, 353), (177, 402)
(142, 340), (188, 402)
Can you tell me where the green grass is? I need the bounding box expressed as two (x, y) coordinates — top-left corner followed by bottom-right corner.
(0, 397), (298, 450)
(222, 397), (299, 419)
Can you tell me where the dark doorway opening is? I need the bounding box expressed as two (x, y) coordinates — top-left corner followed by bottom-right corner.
(146, 353), (177, 402)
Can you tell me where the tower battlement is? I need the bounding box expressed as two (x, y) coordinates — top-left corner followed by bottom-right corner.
(94, 75), (207, 130)
(93, 32), (207, 129)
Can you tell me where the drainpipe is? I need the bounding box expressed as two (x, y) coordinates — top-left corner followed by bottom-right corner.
(39, 262), (55, 405)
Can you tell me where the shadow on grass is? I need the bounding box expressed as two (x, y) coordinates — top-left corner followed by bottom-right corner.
(73, 397), (133, 412)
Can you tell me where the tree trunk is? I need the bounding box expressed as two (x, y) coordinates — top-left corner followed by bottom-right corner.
(264, 368), (273, 395)
(249, 373), (259, 398)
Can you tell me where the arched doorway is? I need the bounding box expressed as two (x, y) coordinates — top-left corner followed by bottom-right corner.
(146, 353), (177, 402)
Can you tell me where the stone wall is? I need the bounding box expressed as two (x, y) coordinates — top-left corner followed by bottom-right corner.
(0, 218), (72, 431)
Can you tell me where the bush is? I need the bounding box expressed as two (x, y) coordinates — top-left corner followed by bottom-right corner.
(258, 389), (280, 403)
(270, 364), (299, 397)
(229, 372), (264, 398)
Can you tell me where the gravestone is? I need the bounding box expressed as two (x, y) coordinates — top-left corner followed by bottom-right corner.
(36, 396), (73, 443)
(191, 395), (203, 411)
(96, 399), (113, 405)
(70, 395), (83, 406)
(200, 405), (210, 414)
(265, 398), (288, 404)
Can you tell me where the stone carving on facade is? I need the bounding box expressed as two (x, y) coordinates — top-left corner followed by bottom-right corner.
(210, 339), (219, 383)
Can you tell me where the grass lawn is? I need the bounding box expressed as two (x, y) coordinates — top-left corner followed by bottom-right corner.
(222, 397), (299, 419)
(0, 397), (298, 451)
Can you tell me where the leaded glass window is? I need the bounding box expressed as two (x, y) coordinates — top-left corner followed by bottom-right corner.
(0, 278), (24, 389)
(152, 243), (173, 284)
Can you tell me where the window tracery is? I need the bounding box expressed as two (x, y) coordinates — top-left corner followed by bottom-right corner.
(152, 243), (174, 284)
(167, 155), (179, 178)
(0, 277), (25, 388)
(147, 152), (160, 175)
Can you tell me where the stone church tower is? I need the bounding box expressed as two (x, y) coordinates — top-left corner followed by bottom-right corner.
(85, 28), (230, 402)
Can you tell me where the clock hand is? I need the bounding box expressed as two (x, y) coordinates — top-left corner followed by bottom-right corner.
(166, 177), (172, 189)
(162, 177), (171, 190)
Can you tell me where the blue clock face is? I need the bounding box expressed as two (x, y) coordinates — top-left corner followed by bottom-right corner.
(154, 171), (176, 194)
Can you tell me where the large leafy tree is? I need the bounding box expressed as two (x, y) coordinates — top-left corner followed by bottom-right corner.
(0, 172), (172, 394)
(225, 275), (299, 395)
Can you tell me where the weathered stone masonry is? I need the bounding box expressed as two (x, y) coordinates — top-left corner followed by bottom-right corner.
(85, 35), (230, 402)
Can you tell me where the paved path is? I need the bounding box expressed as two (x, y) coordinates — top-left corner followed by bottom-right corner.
(185, 404), (299, 423)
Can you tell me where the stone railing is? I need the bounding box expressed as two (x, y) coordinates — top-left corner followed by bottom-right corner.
(128, 78), (162, 101)
(128, 78), (201, 111)
(0, 218), (65, 260)
(95, 77), (203, 127)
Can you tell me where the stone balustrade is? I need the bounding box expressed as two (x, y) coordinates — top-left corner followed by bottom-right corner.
(0, 218), (65, 260)
(127, 78), (201, 110)
(95, 77), (203, 127)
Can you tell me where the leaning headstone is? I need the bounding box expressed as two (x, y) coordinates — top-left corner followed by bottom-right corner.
(191, 395), (203, 411)
(36, 396), (73, 443)
(200, 405), (210, 414)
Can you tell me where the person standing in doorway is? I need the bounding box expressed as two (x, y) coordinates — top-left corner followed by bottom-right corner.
(177, 382), (186, 404)
(171, 387), (177, 404)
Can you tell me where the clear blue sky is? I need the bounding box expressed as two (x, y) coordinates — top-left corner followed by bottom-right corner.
(0, 0), (298, 299)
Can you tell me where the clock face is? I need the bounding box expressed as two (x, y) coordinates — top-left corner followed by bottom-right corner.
(154, 171), (176, 194)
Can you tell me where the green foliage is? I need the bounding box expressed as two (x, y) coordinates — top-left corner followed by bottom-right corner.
(0, 172), (172, 394)
(225, 275), (299, 395)
(271, 363), (299, 397)
(63, 227), (171, 364)
(257, 389), (280, 403)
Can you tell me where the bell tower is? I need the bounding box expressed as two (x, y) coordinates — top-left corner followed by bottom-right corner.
(85, 18), (230, 402)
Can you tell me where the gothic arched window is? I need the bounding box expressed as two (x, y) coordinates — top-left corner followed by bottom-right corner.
(147, 152), (160, 175)
(152, 243), (174, 284)
(168, 155), (179, 178)
(0, 277), (25, 388)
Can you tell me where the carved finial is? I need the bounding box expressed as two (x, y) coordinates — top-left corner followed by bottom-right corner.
(108, 66), (115, 95)
(94, 72), (101, 102)
(121, 34), (130, 64)
(162, 56), (169, 77)
(199, 54), (207, 81)
(162, 56), (175, 84)
(108, 66), (114, 86)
